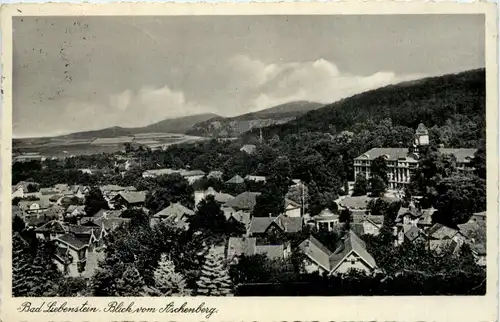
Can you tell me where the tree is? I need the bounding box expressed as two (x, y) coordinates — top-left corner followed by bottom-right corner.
(252, 182), (285, 217)
(26, 241), (61, 296)
(472, 139), (486, 180)
(369, 175), (386, 197)
(115, 264), (146, 296)
(84, 187), (109, 217)
(371, 156), (389, 185)
(12, 233), (32, 296)
(196, 247), (233, 296)
(12, 215), (26, 234)
(434, 174), (486, 226)
(268, 156), (292, 192)
(352, 173), (368, 196)
(368, 198), (401, 228)
(154, 253), (189, 296)
(145, 174), (194, 212)
(339, 208), (353, 231)
(188, 195), (229, 240)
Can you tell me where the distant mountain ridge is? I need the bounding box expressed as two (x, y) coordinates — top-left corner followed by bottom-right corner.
(186, 101), (325, 137)
(47, 113), (219, 140)
(245, 69), (486, 142)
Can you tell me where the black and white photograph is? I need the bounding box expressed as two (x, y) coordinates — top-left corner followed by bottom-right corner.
(6, 9), (494, 302)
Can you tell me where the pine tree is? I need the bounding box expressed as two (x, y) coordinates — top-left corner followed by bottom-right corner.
(26, 241), (60, 296)
(154, 253), (189, 296)
(12, 233), (32, 297)
(115, 264), (146, 296)
(196, 247), (233, 296)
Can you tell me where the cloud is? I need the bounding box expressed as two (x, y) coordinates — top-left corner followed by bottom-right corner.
(106, 85), (208, 127)
(223, 55), (427, 113)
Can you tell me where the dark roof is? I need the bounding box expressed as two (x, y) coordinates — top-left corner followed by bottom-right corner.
(248, 215), (302, 234)
(227, 211), (251, 227)
(224, 191), (261, 211)
(299, 236), (334, 271)
(403, 225), (422, 242)
(93, 217), (130, 231)
(355, 147), (476, 163)
(56, 234), (89, 250)
(248, 217), (275, 234)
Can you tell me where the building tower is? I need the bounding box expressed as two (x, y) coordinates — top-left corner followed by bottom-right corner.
(414, 123), (429, 148)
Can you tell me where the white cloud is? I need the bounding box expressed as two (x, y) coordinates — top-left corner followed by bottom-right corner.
(107, 85), (208, 127)
(224, 55), (426, 112)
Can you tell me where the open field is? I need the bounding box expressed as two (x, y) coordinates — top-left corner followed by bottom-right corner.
(12, 133), (208, 158)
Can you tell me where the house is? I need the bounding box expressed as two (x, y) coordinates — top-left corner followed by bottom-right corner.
(150, 202), (195, 229)
(54, 184), (70, 192)
(225, 175), (245, 185)
(111, 191), (147, 209)
(18, 199), (52, 214)
(207, 171), (223, 180)
(65, 205), (87, 218)
(284, 198), (301, 217)
(312, 208), (339, 231)
(396, 204), (435, 229)
(395, 224), (426, 246)
(53, 234), (90, 277)
(194, 187), (234, 207)
(244, 175), (267, 183)
(429, 239), (458, 254)
(34, 220), (68, 240)
(352, 214), (383, 236)
(224, 191), (261, 212)
(180, 170), (206, 184)
(426, 223), (465, 248)
(69, 185), (88, 198)
(240, 144), (256, 154)
(99, 185), (136, 199)
(248, 214), (303, 236)
(299, 231), (377, 275)
(226, 237), (291, 264)
(225, 210), (251, 229)
(354, 124), (476, 189)
(83, 216), (131, 235)
(12, 186), (25, 200)
(470, 211), (486, 223)
(471, 243), (486, 266)
(457, 220), (484, 243)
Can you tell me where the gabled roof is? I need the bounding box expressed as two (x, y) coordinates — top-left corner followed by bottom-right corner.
(54, 184), (70, 191)
(352, 214), (384, 226)
(427, 223), (460, 240)
(34, 220), (67, 233)
(56, 234), (89, 250)
(115, 191), (147, 204)
(93, 217), (130, 231)
(299, 235), (334, 271)
(227, 211), (251, 227)
(457, 220), (482, 239)
(248, 217), (275, 234)
(66, 205), (86, 215)
(204, 187), (235, 204)
(226, 175), (245, 184)
(403, 224), (422, 242)
(153, 202), (194, 219)
(207, 170), (223, 178)
(285, 198), (301, 209)
(329, 231), (377, 272)
(100, 184), (130, 192)
(248, 215), (302, 234)
(18, 199), (51, 210)
(471, 243), (486, 256)
(224, 191), (261, 211)
(354, 148), (415, 161)
(429, 239), (458, 254)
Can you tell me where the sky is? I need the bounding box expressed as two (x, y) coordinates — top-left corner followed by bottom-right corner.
(13, 15), (485, 138)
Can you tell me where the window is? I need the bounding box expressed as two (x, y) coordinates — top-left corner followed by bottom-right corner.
(351, 259), (356, 265)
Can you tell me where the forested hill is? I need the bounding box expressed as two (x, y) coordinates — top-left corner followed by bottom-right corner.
(246, 69), (485, 146)
(186, 101), (324, 138)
